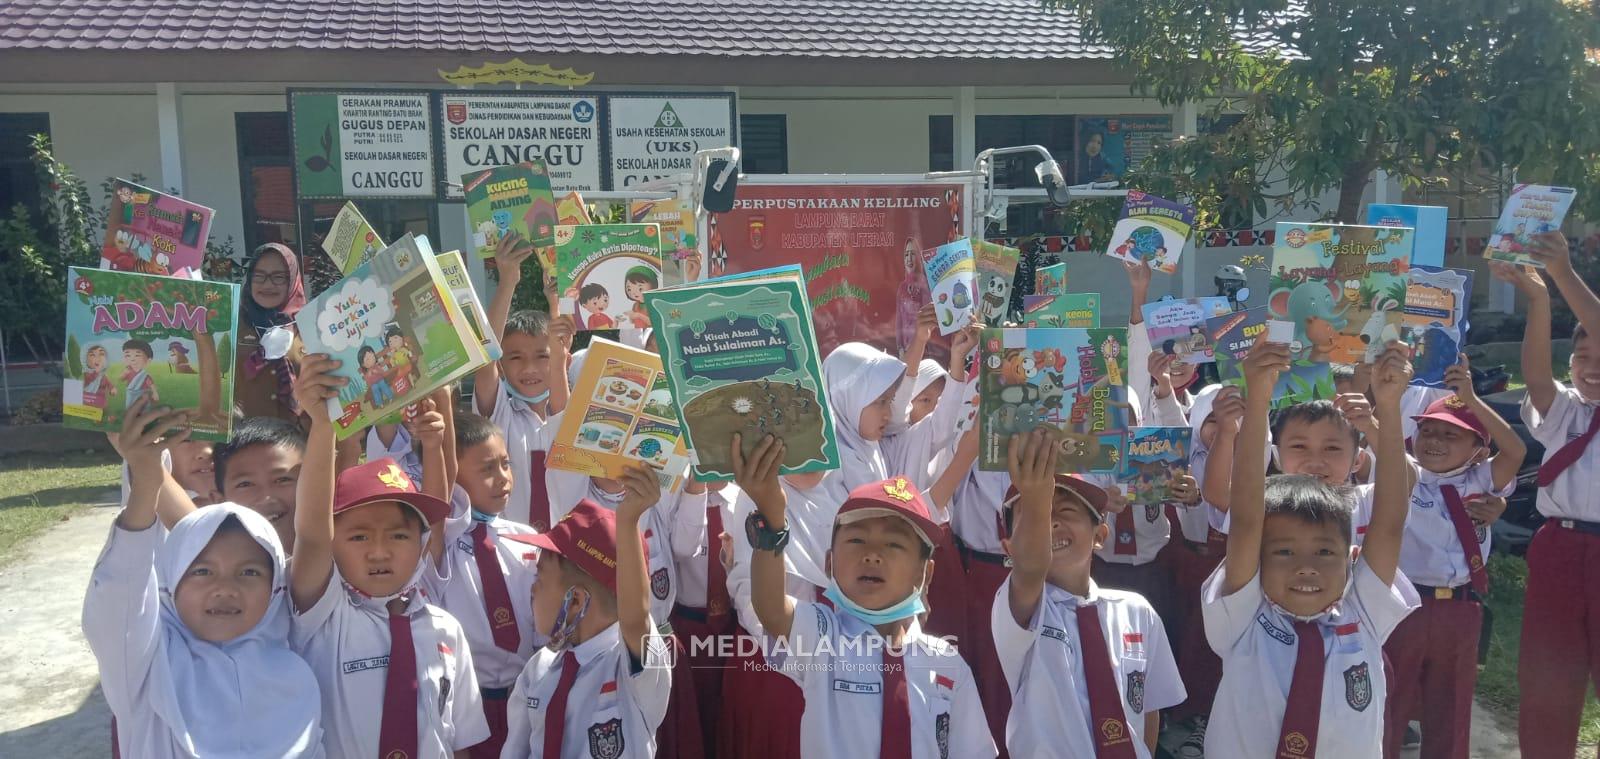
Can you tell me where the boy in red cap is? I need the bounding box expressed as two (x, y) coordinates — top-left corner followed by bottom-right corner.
(738, 433), (996, 759)
(289, 354), (489, 758)
(1383, 356), (1524, 759)
(992, 429), (1184, 758)
(499, 464), (671, 759)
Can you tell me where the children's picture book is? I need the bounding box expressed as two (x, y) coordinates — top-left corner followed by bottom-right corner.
(462, 161), (558, 260)
(557, 191), (593, 226)
(1022, 294), (1100, 328)
(321, 202), (385, 276)
(921, 239), (977, 335)
(631, 198), (701, 286)
(978, 327), (1131, 474)
(555, 223), (665, 332)
(1484, 185), (1577, 267)
(1207, 306), (1336, 408)
(295, 234), (487, 440)
(1270, 222), (1411, 366)
(973, 239), (1021, 325)
(101, 179), (213, 280)
(435, 249), (502, 363)
(1034, 262), (1067, 296)
(1141, 296), (1232, 364)
(1401, 266), (1474, 388)
(642, 267), (837, 482)
(549, 337), (691, 491)
(62, 268), (238, 441)
(1104, 191), (1196, 274)
(1366, 203), (1447, 267)
(1117, 427), (1193, 506)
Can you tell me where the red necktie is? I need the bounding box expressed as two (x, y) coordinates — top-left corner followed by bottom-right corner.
(542, 650), (580, 759)
(706, 497), (731, 625)
(1536, 408), (1600, 487)
(880, 646), (912, 759)
(1276, 621), (1324, 758)
(472, 521), (522, 653)
(1439, 485), (1489, 595)
(529, 450), (552, 532)
(1075, 604), (1138, 758)
(1113, 507), (1138, 556)
(378, 610), (419, 759)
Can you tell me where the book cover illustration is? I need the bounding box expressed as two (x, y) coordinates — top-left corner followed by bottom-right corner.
(63, 268), (238, 441)
(1104, 191), (1195, 274)
(1141, 296), (1232, 364)
(549, 337), (691, 491)
(557, 191), (593, 226)
(295, 234), (486, 440)
(1401, 266), (1474, 388)
(462, 161), (558, 261)
(436, 249), (502, 363)
(1117, 427), (1193, 506)
(973, 239), (1021, 325)
(1022, 294), (1100, 328)
(1269, 222), (1411, 366)
(1366, 203), (1447, 267)
(1207, 306), (1335, 408)
(921, 239), (977, 335)
(642, 271), (837, 482)
(631, 198), (701, 286)
(555, 223), (665, 332)
(1035, 262), (1067, 296)
(1484, 185), (1576, 267)
(978, 327), (1131, 474)
(322, 202), (385, 276)
(101, 179), (213, 279)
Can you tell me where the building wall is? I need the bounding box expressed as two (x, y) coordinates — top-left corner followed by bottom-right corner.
(2, 93), (164, 197)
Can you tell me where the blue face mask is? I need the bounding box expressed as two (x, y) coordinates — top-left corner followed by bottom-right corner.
(501, 379), (550, 406)
(470, 508), (496, 524)
(822, 575), (927, 627)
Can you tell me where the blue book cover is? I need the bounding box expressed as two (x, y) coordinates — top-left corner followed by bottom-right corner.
(1117, 427), (1194, 506)
(1366, 204), (1448, 267)
(1402, 266), (1474, 387)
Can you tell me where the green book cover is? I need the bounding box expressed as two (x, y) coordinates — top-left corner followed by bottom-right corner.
(462, 161), (558, 260)
(978, 327), (1130, 474)
(1022, 293), (1100, 328)
(643, 273), (838, 482)
(555, 223), (665, 332)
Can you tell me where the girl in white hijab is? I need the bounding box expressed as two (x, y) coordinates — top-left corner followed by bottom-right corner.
(821, 342), (907, 489)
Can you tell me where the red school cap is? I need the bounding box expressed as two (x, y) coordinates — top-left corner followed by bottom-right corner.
(333, 457), (451, 525)
(1002, 474), (1110, 526)
(1410, 394), (1489, 442)
(502, 500), (648, 595)
(835, 476), (942, 550)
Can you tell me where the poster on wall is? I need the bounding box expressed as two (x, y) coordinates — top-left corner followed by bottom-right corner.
(437, 93), (603, 198)
(290, 90), (435, 199)
(1073, 115), (1172, 184)
(706, 182), (967, 356)
(606, 94), (737, 189)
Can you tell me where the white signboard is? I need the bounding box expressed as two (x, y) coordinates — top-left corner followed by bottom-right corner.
(438, 93), (603, 198)
(291, 91), (435, 199)
(605, 94), (737, 189)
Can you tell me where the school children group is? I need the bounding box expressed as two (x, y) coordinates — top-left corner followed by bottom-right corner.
(85, 228), (1600, 759)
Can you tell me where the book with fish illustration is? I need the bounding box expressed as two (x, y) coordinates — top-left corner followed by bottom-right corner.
(978, 327), (1131, 474)
(1141, 296), (1232, 364)
(1104, 191), (1195, 274)
(62, 268), (238, 440)
(1401, 266), (1474, 388)
(973, 239), (1021, 325)
(1117, 427), (1193, 506)
(321, 202), (385, 275)
(549, 337), (691, 490)
(1366, 203), (1448, 267)
(921, 239), (976, 335)
(435, 249), (502, 363)
(555, 223), (664, 332)
(462, 161), (558, 261)
(631, 197), (701, 286)
(1207, 306), (1335, 408)
(1270, 222), (1411, 367)
(1034, 262), (1067, 296)
(642, 268), (837, 482)
(295, 234), (487, 440)
(1484, 184), (1576, 267)
(1022, 293), (1100, 328)
(101, 179), (213, 279)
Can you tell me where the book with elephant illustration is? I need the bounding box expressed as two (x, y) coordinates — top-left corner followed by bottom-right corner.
(548, 337), (691, 491)
(555, 223), (664, 332)
(977, 327), (1131, 474)
(1117, 427), (1193, 506)
(642, 267), (837, 482)
(1269, 222), (1412, 367)
(62, 268), (239, 440)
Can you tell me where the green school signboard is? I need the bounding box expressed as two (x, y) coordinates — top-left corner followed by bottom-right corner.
(290, 91), (436, 200)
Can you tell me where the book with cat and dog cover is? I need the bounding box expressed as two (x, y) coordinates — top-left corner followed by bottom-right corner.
(978, 327), (1131, 474)
(462, 161), (558, 261)
(548, 337), (691, 491)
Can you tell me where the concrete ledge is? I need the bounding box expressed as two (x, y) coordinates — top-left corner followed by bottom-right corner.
(0, 424), (113, 458)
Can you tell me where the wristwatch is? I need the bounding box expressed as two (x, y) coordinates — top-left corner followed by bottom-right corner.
(745, 511), (790, 554)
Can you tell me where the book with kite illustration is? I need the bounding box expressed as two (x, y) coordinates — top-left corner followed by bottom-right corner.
(1402, 266), (1474, 388)
(435, 249), (502, 363)
(462, 161), (558, 261)
(1104, 191), (1195, 274)
(631, 198), (701, 286)
(1484, 185), (1576, 268)
(1269, 222), (1411, 367)
(322, 202), (385, 276)
(921, 239), (976, 335)
(555, 223), (665, 332)
(62, 268), (238, 441)
(1022, 293), (1100, 328)
(1117, 427), (1193, 506)
(1206, 306), (1335, 408)
(1141, 296), (1232, 364)
(101, 179), (213, 280)
(548, 337), (691, 491)
(973, 239), (1021, 325)
(642, 267), (837, 482)
(1034, 262), (1067, 296)
(978, 327), (1131, 474)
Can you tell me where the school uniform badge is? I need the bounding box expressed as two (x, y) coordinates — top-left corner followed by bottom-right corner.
(650, 568), (670, 600)
(1126, 670), (1146, 713)
(1344, 662), (1372, 711)
(588, 718), (624, 759)
(935, 712), (950, 759)
(1144, 503), (1160, 523)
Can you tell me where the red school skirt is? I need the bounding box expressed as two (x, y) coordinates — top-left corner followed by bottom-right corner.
(716, 625), (805, 759)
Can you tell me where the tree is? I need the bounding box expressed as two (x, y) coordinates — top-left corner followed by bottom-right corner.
(1044, 0), (1600, 225)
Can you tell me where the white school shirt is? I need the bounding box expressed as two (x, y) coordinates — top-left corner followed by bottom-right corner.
(990, 577), (1183, 759)
(486, 382), (562, 527)
(1401, 460), (1513, 588)
(1523, 382), (1600, 521)
(775, 601), (997, 759)
(673, 485), (736, 609)
(1090, 471), (1171, 566)
(550, 485), (694, 626)
(1174, 432), (1213, 543)
(884, 374), (978, 500)
(423, 487), (546, 689)
(501, 621), (672, 759)
(950, 468), (1010, 554)
(291, 567), (489, 758)
(366, 425), (425, 486)
(1202, 560), (1419, 759)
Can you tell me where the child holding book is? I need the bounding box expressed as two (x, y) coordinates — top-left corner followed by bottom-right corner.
(213, 417), (307, 551)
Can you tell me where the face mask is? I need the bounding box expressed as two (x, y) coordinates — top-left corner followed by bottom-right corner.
(822, 571), (927, 627)
(590, 484), (627, 507)
(1425, 445), (1486, 480)
(547, 586), (591, 651)
(470, 508), (496, 524)
(501, 379), (550, 406)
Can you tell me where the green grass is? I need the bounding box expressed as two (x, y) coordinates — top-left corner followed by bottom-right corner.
(1478, 554), (1600, 746)
(0, 450), (121, 566)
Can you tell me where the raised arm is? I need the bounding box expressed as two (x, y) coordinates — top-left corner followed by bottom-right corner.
(289, 353), (347, 611)
(948, 321), (980, 383)
(616, 464), (662, 659)
(1492, 260), (1556, 416)
(1362, 341), (1414, 585)
(927, 426), (979, 518)
(413, 394), (450, 565)
(1535, 232), (1600, 340)
(474, 234), (536, 417)
(733, 433), (795, 640)
(1222, 337), (1290, 594)
(1200, 387), (1245, 512)
(1446, 354), (1526, 492)
(891, 305), (937, 427)
(546, 311), (574, 416)
(1004, 430), (1058, 627)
